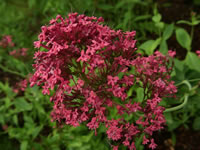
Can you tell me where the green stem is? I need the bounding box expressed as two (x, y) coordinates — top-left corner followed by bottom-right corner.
(164, 79), (193, 112)
(175, 80), (192, 90)
(164, 79), (193, 113)
(0, 64), (26, 78)
(187, 78), (200, 82)
(191, 25), (194, 42)
(77, 62), (90, 84)
(135, 133), (145, 148)
(164, 93), (189, 113)
(135, 111), (144, 117)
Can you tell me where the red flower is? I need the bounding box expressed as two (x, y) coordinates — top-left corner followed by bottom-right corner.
(31, 13), (177, 150)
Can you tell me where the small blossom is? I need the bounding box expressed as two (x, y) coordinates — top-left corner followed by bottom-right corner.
(87, 117), (99, 130)
(168, 50), (176, 57)
(129, 142), (136, 150)
(142, 135), (149, 145)
(107, 75), (119, 86)
(77, 50), (90, 62)
(149, 139), (157, 149)
(196, 50), (200, 57)
(112, 145), (118, 150)
(125, 102), (142, 113)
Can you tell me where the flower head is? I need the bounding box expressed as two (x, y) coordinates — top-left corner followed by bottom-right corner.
(30, 13), (176, 150)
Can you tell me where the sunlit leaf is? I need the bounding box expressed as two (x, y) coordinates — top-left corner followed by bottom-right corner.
(175, 28), (191, 51)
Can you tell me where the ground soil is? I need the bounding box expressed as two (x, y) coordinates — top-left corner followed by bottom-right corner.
(147, 126), (200, 150)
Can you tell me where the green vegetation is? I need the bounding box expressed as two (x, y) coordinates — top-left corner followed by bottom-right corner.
(0, 0), (200, 149)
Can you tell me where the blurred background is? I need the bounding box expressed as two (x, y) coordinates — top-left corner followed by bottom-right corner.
(0, 0), (200, 149)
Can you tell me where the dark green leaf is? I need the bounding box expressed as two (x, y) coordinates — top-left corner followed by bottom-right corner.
(193, 117), (200, 130)
(185, 52), (200, 72)
(175, 28), (191, 51)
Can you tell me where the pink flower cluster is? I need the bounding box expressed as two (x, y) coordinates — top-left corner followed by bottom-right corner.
(10, 48), (28, 57)
(0, 35), (14, 48)
(13, 79), (28, 93)
(0, 35), (28, 57)
(30, 13), (177, 150)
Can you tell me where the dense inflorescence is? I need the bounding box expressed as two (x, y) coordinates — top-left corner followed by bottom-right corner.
(30, 13), (177, 150)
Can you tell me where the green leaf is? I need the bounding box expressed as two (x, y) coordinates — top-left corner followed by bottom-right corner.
(139, 38), (161, 55)
(185, 52), (200, 72)
(68, 141), (82, 147)
(5, 97), (12, 108)
(14, 98), (32, 112)
(8, 128), (22, 139)
(155, 22), (164, 29)
(0, 113), (5, 124)
(164, 113), (182, 131)
(163, 24), (174, 40)
(152, 14), (161, 23)
(123, 11), (132, 29)
(24, 115), (34, 124)
(175, 28), (191, 51)
(28, 0), (36, 9)
(13, 115), (18, 125)
(127, 86), (134, 97)
(20, 141), (28, 150)
(159, 40), (168, 54)
(193, 117), (200, 130)
(32, 125), (43, 139)
(135, 133), (145, 149)
(174, 58), (184, 71)
(81, 132), (93, 142)
(0, 81), (16, 98)
(32, 143), (43, 150)
(174, 59), (185, 80)
(139, 40), (154, 54)
(192, 20), (200, 25)
(136, 88), (144, 102)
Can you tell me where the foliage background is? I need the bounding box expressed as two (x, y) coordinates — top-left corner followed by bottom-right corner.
(0, 0), (200, 150)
